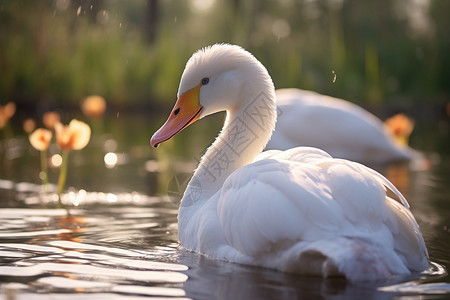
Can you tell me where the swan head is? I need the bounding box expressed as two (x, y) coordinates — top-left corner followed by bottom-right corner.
(151, 44), (274, 148)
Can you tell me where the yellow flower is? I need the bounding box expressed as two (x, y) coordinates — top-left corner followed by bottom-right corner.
(81, 95), (106, 118)
(0, 102), (16, 129)
(55, 119), (91, 151)
(29, 128), (52, 151)
(43, 111), (61, 131)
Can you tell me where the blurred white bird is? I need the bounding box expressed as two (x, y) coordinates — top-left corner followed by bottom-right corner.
(266, 88), (418, 164)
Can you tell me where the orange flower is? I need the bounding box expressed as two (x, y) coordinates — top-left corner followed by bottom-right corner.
(23, 118), (37, 134)
(29, 128), (52, 151)
(384, 113), (414, 146)
(0, 102), (16, 128)
(55, 119), (91, 151)
(43, 111), (61, 130)
(81, 95), (106, 118)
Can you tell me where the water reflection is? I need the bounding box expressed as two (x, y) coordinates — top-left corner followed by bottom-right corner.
(179, 253), (447, 299)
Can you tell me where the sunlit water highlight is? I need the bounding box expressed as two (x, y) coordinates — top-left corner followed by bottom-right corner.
(0, 194), (188, 300)
(1, 158), (450, 299)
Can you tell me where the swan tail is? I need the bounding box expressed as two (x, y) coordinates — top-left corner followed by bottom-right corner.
(279, 238), (409, 282)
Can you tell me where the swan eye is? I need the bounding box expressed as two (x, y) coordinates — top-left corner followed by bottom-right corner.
(201, 77), (209, 85)
(174, 108), (180, 115)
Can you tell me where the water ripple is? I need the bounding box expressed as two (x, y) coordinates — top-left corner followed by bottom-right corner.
(48, 240), (144, 257)
(0, 229), (71, 238)
(0, 243), (65, 254)
(379, 282), (450, 294)
(0, 262), (188, 282)
(0, 203), (187, 298)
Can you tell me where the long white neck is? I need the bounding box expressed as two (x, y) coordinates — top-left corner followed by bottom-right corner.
(181, 72), (277, 207)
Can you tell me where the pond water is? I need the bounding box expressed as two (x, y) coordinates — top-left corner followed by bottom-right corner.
(0, 112), (450, 299)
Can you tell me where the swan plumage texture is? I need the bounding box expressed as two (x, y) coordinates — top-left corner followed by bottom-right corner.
(151, 44), (429, 281)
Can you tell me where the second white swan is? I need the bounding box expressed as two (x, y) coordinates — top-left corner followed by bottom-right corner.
(266, 89), (418, 164)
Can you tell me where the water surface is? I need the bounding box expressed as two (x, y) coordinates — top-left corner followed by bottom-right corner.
(1, 114), (450, 299)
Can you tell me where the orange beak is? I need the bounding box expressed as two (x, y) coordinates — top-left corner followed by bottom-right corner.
(151, 83), (203, 148)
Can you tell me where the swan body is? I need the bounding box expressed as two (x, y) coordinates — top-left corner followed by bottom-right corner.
(266, 89), (417, 164)
(150, 44), (429, 281)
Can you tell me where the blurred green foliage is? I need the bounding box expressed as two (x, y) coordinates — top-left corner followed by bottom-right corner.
(0, 0), (448, 107)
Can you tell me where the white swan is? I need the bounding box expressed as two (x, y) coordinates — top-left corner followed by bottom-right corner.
(150, 44), (429, 281)
(266, 89), (418, 164)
